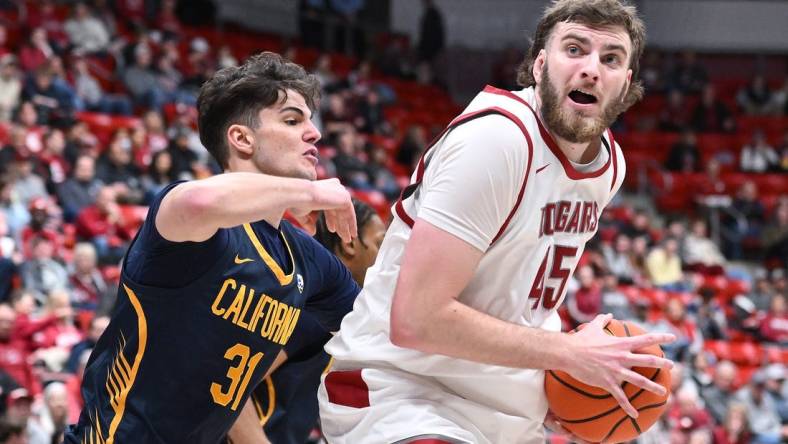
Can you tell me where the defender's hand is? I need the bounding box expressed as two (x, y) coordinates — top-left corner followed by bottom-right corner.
(290, 178), (357, 243)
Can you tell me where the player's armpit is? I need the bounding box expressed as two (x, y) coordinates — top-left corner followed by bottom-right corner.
(227, 398), (271, 444)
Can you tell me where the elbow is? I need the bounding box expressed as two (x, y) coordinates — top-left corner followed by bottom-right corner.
(389, 295), (425, 349)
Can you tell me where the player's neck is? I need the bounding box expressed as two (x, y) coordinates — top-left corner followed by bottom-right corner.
(553, 134), (602, 164)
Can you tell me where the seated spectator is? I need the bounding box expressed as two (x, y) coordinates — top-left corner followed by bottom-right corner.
(712, 402), (751, 444)
(736, 75), (774, 116)
(666, 386), (713, 443)
(683, 219), (726, 275)
(622, 209), (654, 245)
(762, 199), (788, 268)
(0, 178), (30, 237)
(655, 297), (703, 362)
(63, 1), (110, 55)
(602, 233), (638, 285)
(396, 124), (427, 170)
(14, 101), (44, 150)
(668, 51), (708, 94)
(166, 127), (199, 180)
(56, 154), (102, 222)
(30, 290), (81, 372)
(566, 265), (601, 328)
(37, 129), (70, 190)
(20, 236), (68, 303)
(22, 64), (79, 125)
(141, 150), (177, 204)
(658, 89), (692, 132)
(646, 237), (687, 291)
(694, 287), (728, 340)
(25, 0), (68, 49)
(71, 56), (132, 116)
(734, 370), (788, 444)
(700, 360), (738, 424)
(18, 28), (54, 73)
(365, 145), (400, 200)
(332, 128), (372, 190)
(122, 44), (170, 111)
(740, 129), (779, 173)
(762, 364), (788, 423)
(0, 54), (21, 123)
(68, 243), (112, 312)
(599, 273), (635, 321)
(19, 197), (63, 261)
(154, 0), (182, 36)
(64, 315), (108, 374)
(356, 89), (387, 134)
(759, 294), (788, 344)
(691, 84), (735, 133)
(95, 132), (143, 203)
(31, 381), (73, 443)
(4, 387), (49, 444)
(8, 152), (47, 208)
(0, 304), (40, 395)
(665, 128), (700, 172)
(322, 93), (355, 134)
(74, 186), (134, 264)
(720, 181), (766, 259)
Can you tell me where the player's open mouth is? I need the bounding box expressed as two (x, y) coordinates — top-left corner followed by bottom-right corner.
(568, 89), (598, 105)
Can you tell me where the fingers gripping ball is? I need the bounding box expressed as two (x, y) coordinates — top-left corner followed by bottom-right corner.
(544, 319), (671, 443)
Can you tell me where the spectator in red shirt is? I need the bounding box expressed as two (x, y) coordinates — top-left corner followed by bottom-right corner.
(667, 386), (713, 442)
(18, 28), (55, 74)
(760, 294), (788, 344)
(566, 265), (602, 328)
(20, 197), (63, 261)
(30, 290), (81, 372)
(74, 185), (133, 264)
(68, 242), (112, 312)
(0, 303), (40, 395)
(713, 402), (752, 444)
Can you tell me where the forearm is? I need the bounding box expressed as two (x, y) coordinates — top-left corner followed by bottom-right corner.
(175, 172), (313, 228)
(227, 398), (270, 444)
(395, 297), (573, 371)
(157, 172), (314, 241)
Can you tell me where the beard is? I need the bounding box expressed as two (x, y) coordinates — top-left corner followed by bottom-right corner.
(538, 63), (628, 143)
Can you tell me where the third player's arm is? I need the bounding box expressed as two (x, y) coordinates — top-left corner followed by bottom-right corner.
(389, 218), (674, 418)
(155, 173), (355, 242)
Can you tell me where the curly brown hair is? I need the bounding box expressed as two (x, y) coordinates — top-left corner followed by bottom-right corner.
(197, 52), (320, 169)
(516, 0), (646, 109)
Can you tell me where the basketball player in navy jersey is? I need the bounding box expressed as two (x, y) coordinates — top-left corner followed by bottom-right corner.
(240, 200), (385, 444)
(63, 52), (360, 444)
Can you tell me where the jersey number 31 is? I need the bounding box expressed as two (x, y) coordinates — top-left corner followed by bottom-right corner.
(211, 343), (264, 411)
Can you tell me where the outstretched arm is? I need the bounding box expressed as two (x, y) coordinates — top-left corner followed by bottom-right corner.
(155, 174), (356, 243)
(390, 218), (674, 418)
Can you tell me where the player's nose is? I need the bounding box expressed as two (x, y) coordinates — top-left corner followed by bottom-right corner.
(580, 54), (601, 82)
(304, 119), (321, 145)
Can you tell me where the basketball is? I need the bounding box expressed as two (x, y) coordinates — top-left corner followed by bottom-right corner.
(544, 319), (671, 443)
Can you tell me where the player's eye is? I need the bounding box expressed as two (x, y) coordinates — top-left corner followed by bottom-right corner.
(284, 119), (299, 126)
(567, 45), (581, 56)
(604, 54), (620, 65)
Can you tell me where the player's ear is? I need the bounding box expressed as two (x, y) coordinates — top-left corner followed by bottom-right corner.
(338, 239), (357, 259)
(624, 69), (633, 98)
(533, 49), (546, 84)
(227, 124), (255, 159)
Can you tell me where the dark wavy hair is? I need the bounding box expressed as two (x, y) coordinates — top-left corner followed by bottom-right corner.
(516, 0), (646, 110)
(314, 199), (377, 253)
(197, 52), (320, 169)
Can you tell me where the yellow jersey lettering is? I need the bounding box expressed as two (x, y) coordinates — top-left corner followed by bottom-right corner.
(248, 295), (270, 333)
(223, 285), (246, 323)
(259, 299), (278, 338)
(279, 308), (300, 345)
(268, 303), (289, 343)
(212, 279), (237, 316)
(236, 288), (256, 329)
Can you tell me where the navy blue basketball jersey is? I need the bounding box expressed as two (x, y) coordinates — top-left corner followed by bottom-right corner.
(251, 312), (332, 444)
(63, 183), (358, 444)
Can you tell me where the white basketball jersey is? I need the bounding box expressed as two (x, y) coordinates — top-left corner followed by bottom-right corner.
(325, 86), (626, 422)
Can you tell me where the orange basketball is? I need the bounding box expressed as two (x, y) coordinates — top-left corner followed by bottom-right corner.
(544, 319), (671, 444)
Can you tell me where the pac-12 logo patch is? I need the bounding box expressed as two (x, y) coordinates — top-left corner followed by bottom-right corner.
(297, 274), (304, 293)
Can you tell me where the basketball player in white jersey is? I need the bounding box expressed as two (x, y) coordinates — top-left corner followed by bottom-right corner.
(318, 1), (675, 443)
